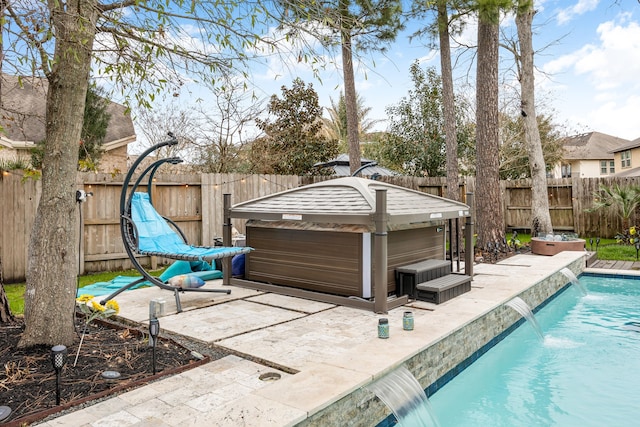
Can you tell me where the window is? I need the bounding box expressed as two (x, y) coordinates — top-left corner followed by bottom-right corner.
(601, 160), (616, 175)
(561, 163), (571, 178)
(621, 150), (631, 168)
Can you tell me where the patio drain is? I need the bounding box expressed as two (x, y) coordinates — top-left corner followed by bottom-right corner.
(259, 372), (281, 382)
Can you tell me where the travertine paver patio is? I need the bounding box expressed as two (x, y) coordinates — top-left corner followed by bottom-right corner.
(37, 251), (588, 427)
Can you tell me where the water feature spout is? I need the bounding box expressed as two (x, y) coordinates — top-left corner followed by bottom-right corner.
(505, 297), (544, 341)
(367, 366), (441, 427)
(560, 267), (588, 296)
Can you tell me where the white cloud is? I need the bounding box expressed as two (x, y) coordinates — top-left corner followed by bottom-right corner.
(539, 13), (640, 139)
(557, 0), (600, 25)
(578, 95), (640, 140)
(575, 19), (640, 90)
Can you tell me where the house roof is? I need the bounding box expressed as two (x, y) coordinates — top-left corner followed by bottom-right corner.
(314, 154), (398, 177)
(611, 136), (640, 153)
(561, 132), (630, 160)
(0, 74), (135, 150)
(230, 176), (470, 229)
(613, 166), (640, 177)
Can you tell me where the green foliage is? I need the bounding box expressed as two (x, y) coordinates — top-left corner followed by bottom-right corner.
(79, 85), (111, 168)
(589, 183), (640, 230)
(30, 85), (111, 171)
(253, 78), (338, 175)
(284, 0), (404, 50)
(595, 242), (640, 261)
(0, 158), (41, 181)
(323, 92), (382, 151)
(614, 226), (640, 246)
(5, 268), (161, 316)
(376, 62), (475, 176)
(0, 157), (31, 172)
(499, 113), (564, 179)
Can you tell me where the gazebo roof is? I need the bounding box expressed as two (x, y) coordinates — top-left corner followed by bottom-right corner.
(230, 177), (470, 227)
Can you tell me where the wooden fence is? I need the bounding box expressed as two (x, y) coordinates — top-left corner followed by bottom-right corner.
(2, 172), (639, 283)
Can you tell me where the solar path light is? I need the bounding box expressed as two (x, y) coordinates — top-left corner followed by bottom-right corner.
(51, 345), (67, 405)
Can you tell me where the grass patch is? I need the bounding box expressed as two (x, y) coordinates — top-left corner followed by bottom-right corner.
(594, 243), (640, 261)
(4, 268), (167, 316)
(5, 284), (25, 315)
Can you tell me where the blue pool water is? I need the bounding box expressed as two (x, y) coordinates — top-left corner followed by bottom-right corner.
(428, 274), (640, 427)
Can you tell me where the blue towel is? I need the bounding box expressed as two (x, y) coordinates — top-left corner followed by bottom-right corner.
(76, 261), (223, 297)
(77, 275), (147, 297)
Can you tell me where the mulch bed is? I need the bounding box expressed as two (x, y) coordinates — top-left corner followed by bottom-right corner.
(0, 316), (229, 426)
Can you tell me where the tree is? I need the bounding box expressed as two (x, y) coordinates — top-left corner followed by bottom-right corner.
(194, 78), (264, 173)
(253, 78), (338, 175)
(79, 85), (111, 170)
(435, 0), (461, 202)
(499, 112), (564, 180)
(5, 0), (280, 348)
(0, 258), (15, 324)
(378, 62), (474, 177)
(15, 0), (100, 348)
(279, 0), (403, 174)
(30, 84), (111, 171)
(134, 101), (201, 161)
(323, 91), (382, 152)
(514, 0), (553, 237)
(474, 0), (510, 251)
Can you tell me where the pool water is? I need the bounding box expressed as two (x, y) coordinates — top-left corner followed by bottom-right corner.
(428, 274), (640, 427)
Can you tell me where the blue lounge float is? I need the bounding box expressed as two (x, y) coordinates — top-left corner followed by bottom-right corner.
(99, 135), (251, 312)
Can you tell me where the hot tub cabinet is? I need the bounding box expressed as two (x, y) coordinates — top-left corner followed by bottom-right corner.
(228, 177), (473, 311)
(245, 223), (444, 298)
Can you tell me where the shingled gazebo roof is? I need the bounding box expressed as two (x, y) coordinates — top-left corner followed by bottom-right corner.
(230, 177), (470, 228)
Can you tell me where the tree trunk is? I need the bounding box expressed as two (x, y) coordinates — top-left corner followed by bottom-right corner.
(0, 258), (15, 323)
(516, 1), (553, 237)
(18, 0), (98, 348)
(438, 0), (459, 203)
(475, 15), (505, 250)
(341, 30), (361, 175)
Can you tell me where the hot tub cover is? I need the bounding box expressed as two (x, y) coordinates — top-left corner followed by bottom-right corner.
(229, 177), (470, 228)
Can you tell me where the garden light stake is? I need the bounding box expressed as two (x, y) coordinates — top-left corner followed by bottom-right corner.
(51, 345), (67, 405)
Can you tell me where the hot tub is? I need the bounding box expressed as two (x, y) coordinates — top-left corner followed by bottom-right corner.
(530, 237), (585, 256)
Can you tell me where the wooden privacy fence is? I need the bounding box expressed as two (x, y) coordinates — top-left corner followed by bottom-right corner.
(2, 172), (640, 283)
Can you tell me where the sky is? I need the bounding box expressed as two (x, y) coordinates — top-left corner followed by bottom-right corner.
(228, 0), (640, 142)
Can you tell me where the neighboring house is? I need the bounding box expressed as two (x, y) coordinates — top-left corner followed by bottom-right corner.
(612, 137), (640, 177)
(314, 154), (398, 177)
(549, 131), (631, 178)
(0, 74), (136, 173)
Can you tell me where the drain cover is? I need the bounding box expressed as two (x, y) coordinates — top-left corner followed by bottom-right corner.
(259, 372), (281, 381)
(101, 370), (121, 380)
(0, 406), (12, 422)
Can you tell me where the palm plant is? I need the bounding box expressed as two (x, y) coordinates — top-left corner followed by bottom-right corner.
(323, 92), (382, 152)
(590, 183), (640, 231)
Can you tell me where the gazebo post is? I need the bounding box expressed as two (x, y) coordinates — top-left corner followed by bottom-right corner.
(465, 192), (474, 278)
(374, 189), (388, 314)
(223, 193), (232, 285)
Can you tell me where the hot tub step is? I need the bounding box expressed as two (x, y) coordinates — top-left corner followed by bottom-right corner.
(395, 259), (451, 298)
(415, 274), (471, 304)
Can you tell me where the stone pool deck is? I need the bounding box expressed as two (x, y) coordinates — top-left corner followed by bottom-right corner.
(38, 251), (590, 427)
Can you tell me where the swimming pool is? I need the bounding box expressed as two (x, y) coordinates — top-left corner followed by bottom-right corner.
(428, 274), (640, 426)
